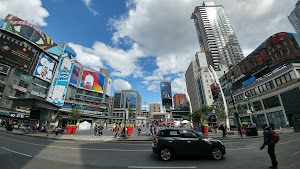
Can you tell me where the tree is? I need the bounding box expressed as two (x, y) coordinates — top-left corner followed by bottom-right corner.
(214, 108), (227, 124)
(191, 106), (213, 124)
(128, 108), (134, 118)
(69, 108), (81, 125)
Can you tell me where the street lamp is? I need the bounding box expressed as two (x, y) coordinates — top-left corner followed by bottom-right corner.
(123, 98), (130, 138)
(244, 96), (254, 124)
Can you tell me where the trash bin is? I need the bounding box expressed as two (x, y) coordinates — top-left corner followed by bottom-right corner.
(245, 127), (258, 136)
(6, 123), (14, 131)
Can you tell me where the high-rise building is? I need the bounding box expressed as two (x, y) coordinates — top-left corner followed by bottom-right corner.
(112, 90), (141, 123)
(173, 94), (186, 109)
(160, 80), (172, 109)
(149, 103), (161, 113)
(191, 0), (244, 70)
(288, 1), (300, 33)
(185, 60), (201, 111)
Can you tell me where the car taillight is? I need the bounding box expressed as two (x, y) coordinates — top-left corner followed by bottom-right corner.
(153, 137), (158, 145)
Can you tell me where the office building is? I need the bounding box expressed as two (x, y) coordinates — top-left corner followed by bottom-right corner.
(150, 103), (161, 113)
(191, 0), (243, 70)
(112, 90), (141, 124)
(288, 1), (300, 33)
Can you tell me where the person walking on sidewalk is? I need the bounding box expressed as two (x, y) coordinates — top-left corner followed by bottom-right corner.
(98, 125), (103, 136)
(93, 124), (98, 137)
(238, 126), (243, 138)
(260, 123), (278, 169)
(220, 124), (226, 138)
(114, 125), (119, 138)
(150, 125), (153, 136)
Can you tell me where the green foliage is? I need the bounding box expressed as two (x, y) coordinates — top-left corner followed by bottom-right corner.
(191, 106), (213, 124)
(69, 108), (81, 124)
(128, 108), (134, 117)
(214, 107), (227, 123)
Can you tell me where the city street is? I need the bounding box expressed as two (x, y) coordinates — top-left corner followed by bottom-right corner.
(1, 130), (300, 169)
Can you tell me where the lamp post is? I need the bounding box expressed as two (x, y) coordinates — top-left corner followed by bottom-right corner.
(123, 98), (130, 138)
(244, 96), (254, 124)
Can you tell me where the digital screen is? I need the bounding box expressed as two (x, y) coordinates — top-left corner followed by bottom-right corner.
(33, 54), (56, 82)
(69, 65), (81, 86)
(0, 35), (37, 73)
(79, 69), (105, 93)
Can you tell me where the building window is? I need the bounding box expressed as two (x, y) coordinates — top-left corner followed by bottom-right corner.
(15, 90), (26, 98)
(0, 74), (7, 82)
(262, 95), (281, 109)
(275, 71), (296, 87)
(252, 101), (263, 111)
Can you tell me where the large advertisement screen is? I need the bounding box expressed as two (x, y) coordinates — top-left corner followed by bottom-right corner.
(0, 35), (37, 73)
(33, 54), (56, 82)
(1, 14), (63, 58)
(69, 64), (81, 86)
(160, 81), (172, 99)
(79, 69), (105, 93)
(47, 57), (73, 106)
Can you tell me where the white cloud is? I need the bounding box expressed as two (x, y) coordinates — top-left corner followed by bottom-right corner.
(0, 0), (49, 26)
(109, 0), (297, 92)
(68, 42), (145, 77)
(113, 79), (132, 91)
(171, 74), (187, 94)
(82, 0), (99, 16)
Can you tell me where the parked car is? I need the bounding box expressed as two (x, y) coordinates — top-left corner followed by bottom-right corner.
(152, 128), (226, 161)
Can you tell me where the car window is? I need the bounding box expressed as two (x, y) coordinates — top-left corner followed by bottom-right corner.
(180, 130), (198, 138)
(166, 130), (180, 137)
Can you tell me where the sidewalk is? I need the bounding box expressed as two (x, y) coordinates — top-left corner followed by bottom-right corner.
(0, 126), (294, 142)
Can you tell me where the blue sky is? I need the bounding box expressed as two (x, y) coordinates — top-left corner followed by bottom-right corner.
(0, 0), (296, 110)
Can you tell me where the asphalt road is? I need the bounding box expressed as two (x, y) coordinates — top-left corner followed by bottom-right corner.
(0, 130), (300, 169)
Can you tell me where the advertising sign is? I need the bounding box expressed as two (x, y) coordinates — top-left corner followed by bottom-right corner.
(47, 57), (73, 106)
(0, 35), (37, 73)
(0, 63), (10, 74)
(79, 69), (105, 93)
(160, 81), (172, 99)
(106, 77), (112, 96)
(69, 64), (81, 86)
(33, 54), (56, 82)
(2, 14), (63, 58)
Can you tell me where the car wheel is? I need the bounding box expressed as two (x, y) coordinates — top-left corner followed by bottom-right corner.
(160, 148), (172, 161)
(211, 147), (223, 160)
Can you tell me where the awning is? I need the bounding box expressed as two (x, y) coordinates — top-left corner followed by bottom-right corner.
(10, 98), (60, 110)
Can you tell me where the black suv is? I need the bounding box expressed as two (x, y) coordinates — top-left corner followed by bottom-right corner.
(152, 128), (226, 161)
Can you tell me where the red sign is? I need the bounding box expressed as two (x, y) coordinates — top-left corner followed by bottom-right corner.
(88, 104), (101, 108)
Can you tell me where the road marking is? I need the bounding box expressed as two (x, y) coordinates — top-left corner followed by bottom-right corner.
(0, 135), (300, 152)
(293, 151), (300, 155)
(128, 166), (197, 169)
(54, 141), (74, 144)
(1, 147), (32, 157)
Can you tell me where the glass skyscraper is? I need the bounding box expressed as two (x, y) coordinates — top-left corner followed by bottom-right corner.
(288, 1), (300, 34)
(191, 1), (244, 70)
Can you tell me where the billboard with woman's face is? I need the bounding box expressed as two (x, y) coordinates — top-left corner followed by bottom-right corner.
(79, 69), (105, 93)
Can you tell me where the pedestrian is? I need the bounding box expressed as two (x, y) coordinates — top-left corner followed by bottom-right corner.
(154, 126), (157, 135)
(220, 124), (226, 138)
(138, 127), (141, 135)
(238, 126), (243, 137)
(55, 126), (60, 136)
(114, 125), (119, 138)
(93, 124), (98, 137)
(150, 125), (153, 136)
(260, 123), (279, 169)
(98, 125), (103, 136)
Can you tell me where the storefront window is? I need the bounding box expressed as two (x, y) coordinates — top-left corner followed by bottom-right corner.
(263, 95), (281, 109)
(253, 114), (266, 128)
(252, 101), (263, 111)
(267, 111), (286, 128)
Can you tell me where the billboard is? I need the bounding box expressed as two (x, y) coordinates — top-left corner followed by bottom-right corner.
(47, 57), (73, 106)
(33, 54), (56, 82)
(106, 76), (112, 96)
(160, 81), (172, 99)
(0, 35), (37, 73)
(79, 69), (105, 93)
(1, 14), (63, 58)
(69, 64), (81, 86)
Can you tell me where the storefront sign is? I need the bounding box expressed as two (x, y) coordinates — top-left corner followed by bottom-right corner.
(0, 63), (10, 75)
(88, 104), (101, 108)
(232, 74), (245, 83)
(256, 65), (286, 82)
(30, 90), (46, 98)
(12, 84), (27, 93)
(82, 110), (103, 115)
(15, 107), (31, 114)
(0, 110), (10, 116)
